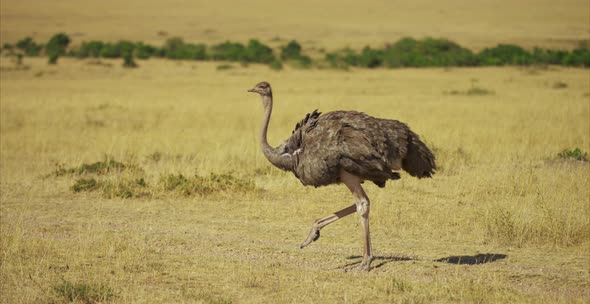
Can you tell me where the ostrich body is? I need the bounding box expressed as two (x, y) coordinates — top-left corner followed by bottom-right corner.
(248, 81), (436, 271)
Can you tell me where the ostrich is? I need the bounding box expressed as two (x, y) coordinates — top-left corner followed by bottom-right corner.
(247, 81), (436, 271)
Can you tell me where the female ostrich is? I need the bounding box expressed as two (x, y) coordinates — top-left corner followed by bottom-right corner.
(248, 81), (435, 271)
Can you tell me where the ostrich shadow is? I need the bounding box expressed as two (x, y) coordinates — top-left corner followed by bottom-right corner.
(342, 253), (507, 270)
(342, 255), (414, 270)
(434, 253), (507, 265)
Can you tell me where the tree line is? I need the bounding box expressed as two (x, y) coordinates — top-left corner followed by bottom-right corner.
(3, 33), (589, 69)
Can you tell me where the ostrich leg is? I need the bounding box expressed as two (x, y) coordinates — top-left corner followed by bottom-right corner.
(299, 204), (357, 248)
(341, 171), (373, 271)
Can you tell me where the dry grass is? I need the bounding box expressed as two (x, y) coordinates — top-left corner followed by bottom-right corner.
(1, 0), (589, 51)
(1, 56), (589, 303)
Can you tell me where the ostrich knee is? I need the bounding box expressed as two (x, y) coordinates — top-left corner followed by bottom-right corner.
(356, 197), (370, 218)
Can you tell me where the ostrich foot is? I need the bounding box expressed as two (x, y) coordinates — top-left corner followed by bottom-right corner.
(356, 256), (373, 272)
(299, 226), (320, 248)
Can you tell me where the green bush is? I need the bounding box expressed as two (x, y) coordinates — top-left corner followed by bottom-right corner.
(75, 41), (105, 58)
(16, 37), (42, 56)
(324, 48), (358, 68)
(163, 37), (207, 60)
(531, 48), (567, 65)
(324, 37), (478, 68)
(122, 50), (138, 68)
(99, 43), (121, 58)
(134, 42), (160, 59)
(280, 40), (303, 60)
(563, 47), (590, 67)
(280, 40), (312, 68)
(383, 37), (477, 67)
(359, 46), (384, 68)
(244, 39), (276, 63)
(210, 41), (247, 61)
(98, 40), (135, 58)
(2, 43), (14, 51)
(270, 59), (283, 70)
(209, 40), (275, 64)
(46, 33), (71, 64)
(477, 44), (533, 65)
(9, 33), (590, 69)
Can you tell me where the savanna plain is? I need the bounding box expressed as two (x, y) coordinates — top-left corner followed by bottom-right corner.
(1, 58), (588, 303)
(1, 0), (590, 303)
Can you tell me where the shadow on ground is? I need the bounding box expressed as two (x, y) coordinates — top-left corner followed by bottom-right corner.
(341, 253), (507, 270)
(343, 255), (414, 270)
(434, 253), (507, 265)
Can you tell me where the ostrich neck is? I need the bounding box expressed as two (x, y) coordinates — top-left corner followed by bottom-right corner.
(259, 94), (292, 171)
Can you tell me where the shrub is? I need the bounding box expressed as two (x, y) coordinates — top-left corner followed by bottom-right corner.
(269, 59), (283, 71)
(99, 43), (120, 58)
(358, 46), (384, 68)
(209, 39), (275, 64)
(478, 44), (533, 65)
(122, 50), (138, 68)
(563, 47), (590, 67)
(531, 47), (567, 65)
(324, 37), (478, 68)
(163, 37), (207, 60)
(76, 41), (105, 58)
(324, 48), (358, 68)
(2, 43), (13, 51)
(45, 33), (71, 64)
(15, 37), (42, 56)
(98, 40), (135, 58)
(244, 39), (276, 63)
(383, 37), (477, 67)
(280, 40), (303, 60)
(210, 41), (247, 61)
(134, 42), (160, 59)
(280, 40), (312, 68)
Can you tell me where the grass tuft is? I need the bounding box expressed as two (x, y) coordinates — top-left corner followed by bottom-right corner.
(557, 148), (588, 161)
(159, 172), (255, 196)
(466, 86), (495, 95)
(484, 203), (590, 247)
(52, 280), (114, 303)
(71, 177), (148, 198)
(100, 177), (149, 199)
(447, 86), (495, 96)
(71, 178), (99, 192)
(216, 64), (234, 71)
(54, 157), (131, 176)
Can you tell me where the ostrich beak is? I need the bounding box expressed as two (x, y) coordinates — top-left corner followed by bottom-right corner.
(247, 88), (256, 93)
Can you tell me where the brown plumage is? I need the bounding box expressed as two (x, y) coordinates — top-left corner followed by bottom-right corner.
(248, 81), (436, 271)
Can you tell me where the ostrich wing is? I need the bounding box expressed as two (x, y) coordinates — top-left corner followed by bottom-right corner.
(288, 111), (405, 187)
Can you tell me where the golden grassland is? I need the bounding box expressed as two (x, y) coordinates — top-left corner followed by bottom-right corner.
(1, 0), (589, 50)
(0, 57), (589, 303)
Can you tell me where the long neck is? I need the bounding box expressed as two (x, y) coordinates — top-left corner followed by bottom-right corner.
(259, 94), (292, 171)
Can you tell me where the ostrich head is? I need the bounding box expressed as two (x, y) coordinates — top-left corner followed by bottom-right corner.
(247, 81), (272, 97)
